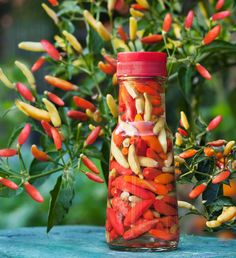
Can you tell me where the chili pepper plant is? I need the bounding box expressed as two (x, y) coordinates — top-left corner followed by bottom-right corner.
(0, 0), (236, 233)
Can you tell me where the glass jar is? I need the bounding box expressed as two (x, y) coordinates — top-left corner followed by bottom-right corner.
(105, 52), (179, 251)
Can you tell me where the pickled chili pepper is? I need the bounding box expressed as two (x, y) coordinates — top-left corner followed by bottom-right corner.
(143, 168), (162, 180)
(179, 149), (198, 159)
(154, 173), (174, 184)
(73, 96), (95, 111)
(24, 182), (44, 203)
(215, 0), (224, 10)
(109, 229), (119, 242)
(112, 131), (124, 147)
(114, 178), (155, 199)
(120, 84), (136, 121)
(80, 154), (100, 174)
(196, 63), (212, 80)
(206, 115), (222, 131)
(45, 91), (64, 106)
(149, 229), (177, 241)
(202, 25), (221, 45)
(212, 11), (231, 21)
(143, 209), (154, 220)
(117, 26), (128, 42)
(189, 183), (207, 199)
(136, 138), (148, 156)
(85, 126), (101, 146)
(50, 127), (62, 150)
(141, 34), (163, 44)
(0, 149), (17, 157)
(40, 39), (61, 61)
(85, 172), (104, 183)
(162, 13), (172, 33)
(31, 145), (50, 161)
(146, 148), (164, 165)
(111, 197), (130, 216)
(16, 82), (35, 102)
(212, 170), (230, 184)
(67, 110), (88, 121)
(45, 75), (77, 91)
(124, 198), (155, 226)
(110, 160), (132, 175)
(123, 219), (159, 240)
(107, 208), (124, 236)
(31, 56), (46, 72)
(0, 177), (18, 190)
(18, 124), (31, 146)
(154, 200), (178, 216)
(184, 10), (194, 30)
(41, 120), (53, 137)
(162, 196), (177, 206)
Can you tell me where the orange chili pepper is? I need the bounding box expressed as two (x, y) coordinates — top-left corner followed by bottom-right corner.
(117, 26), (128, 42)
(98, 61), (116, 75)
(189, 183), (207, 199)
(50, 127), (62, 150)
(141, 34), (163, 44)
(31, 145), (50, 161)
(80, 154), (100, 174)
(204, 147), (215, 157)
(179, 149), (198, 159)
(73, 96), (96, 111)
(143, 167), (162, 180)
(149, 229), (178, 241)
(45, 75), (77, 91)
(154, 173), (174, 184)
(212, 170), (230, 184)
(31, 56), (46, 72)
(143, 209), (154, 220)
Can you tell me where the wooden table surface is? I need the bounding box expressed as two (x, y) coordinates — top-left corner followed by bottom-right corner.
(0, 226), (235, 258)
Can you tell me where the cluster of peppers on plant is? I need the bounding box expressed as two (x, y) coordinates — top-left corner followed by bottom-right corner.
(0, 0), (236, 233)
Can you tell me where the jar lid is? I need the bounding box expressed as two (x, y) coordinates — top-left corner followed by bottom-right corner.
(117, 52), (167, 77)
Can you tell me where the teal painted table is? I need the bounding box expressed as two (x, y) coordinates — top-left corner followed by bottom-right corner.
(0, 226), (235, 258)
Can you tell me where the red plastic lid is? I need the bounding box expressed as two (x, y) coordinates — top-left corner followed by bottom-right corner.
(117, 52), (167, 77)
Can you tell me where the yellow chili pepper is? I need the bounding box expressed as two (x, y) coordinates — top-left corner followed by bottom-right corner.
(136, 0), (149, 9)
(62, 31), (82, 54)
(18, 42), (45, 52)
(15, 61), (36, 89)
(112, 38), (130, 52)
(129, 17), (137, 41)
(217, 206), (236, 223)
(96, 22), (112, 42)
(15, 100), (50, 122)
(106, 94), (118, 118)
(206, 220), (221, 228)
(175, 132), (183, 146)
(83, 10), (97, 30)
(42, 98), (61, 127)
(107, 0), (116, 12)
(130, 8), (144, 18)
(180, 111), (189, 130)
(0, 68), (14, 89)
(178, 201), (196, 210)
(41, 3), (59, 25)
(223, 141), (235, 156)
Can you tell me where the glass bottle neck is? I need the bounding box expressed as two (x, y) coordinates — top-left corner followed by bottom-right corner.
(118, 77), (166, 123)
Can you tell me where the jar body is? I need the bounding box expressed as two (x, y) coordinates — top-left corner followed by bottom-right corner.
(106, 76), (179, 251)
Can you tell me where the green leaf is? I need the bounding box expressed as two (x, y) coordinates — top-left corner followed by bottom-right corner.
(7, 124), (25, 147)
(47, 171), (75, 233)
(178, 66), (193, 102)
(101, 140), (110, 186)
(199, 40), (236, 54)
(58, 1), (82, 16)
(0, 185), (23, 198)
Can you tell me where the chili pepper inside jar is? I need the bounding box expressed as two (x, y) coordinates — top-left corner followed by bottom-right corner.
(106, 52), (179, 251)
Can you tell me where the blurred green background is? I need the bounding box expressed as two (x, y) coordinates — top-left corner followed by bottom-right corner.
(0, 0), (236, 233)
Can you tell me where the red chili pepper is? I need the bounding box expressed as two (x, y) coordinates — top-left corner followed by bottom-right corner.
(18, 124), (31, 145)
(131, 3), (148, 11)
(152, 107), (164, 116)
(107, 208), (124, 236)
(40, 39), (61, 61)
(16, 82), (35, 102)
(50, 127), (62, 150)
(212, 170), (230, 184)
(41, 120), (53, 137)
(134, 83), (158, 95)
(111, 197), (130, 216)
(106, 218), (112, 232)
(81, 154), (100, 174)
(202, 25), (221, 45)
(73, 96), (96, 111)
(154, 200), (178, 216)
(117, 26), (128, 42)
(85, 126), (101, 146)
(207, 115), (222, 131)
(114, 0), (126, 12)
(189, 183), (207, 199)
(67, 110), (88, 121)
(108, 229), (119, 242)
(45, 91), (64, 106)
(142, 136), (164, 153)
(177, 127), (188, 137)
(143, 209), (154, 220)
(143, 168), (162, 180)
(141, 34), (163, 44)
(162, 196), (177, 206)
(195, 63), (212, 80)
(0, 149), (17, 157)
(124, 199), (155, 226)
(48, 0), (59, 6)
(123, 219), (159, 240)
(120, 84), (136, 121)
(0, 177), (18, 190)
(45, 75), (76, 91)
(215, 0), (225, 10)
(31, 145), (50, 161)
(85, 172), (104, 183)
(110, 187), (121, 197)
(114, 176), (155, 199)
(179, 149), (198, 159)
(149, 229), (178, 241)
(110, 160), (132, 175)
(146, 148), (164, 165)
(184, 10), (194, 29)
(136, 138), (148, 156)
(207, 139), (226, 147)
(162, 13), (172, 33)
(31, 56), (46, 72)
(24, 182), (44, 203)
(204, 147), (215, 157)
(112, 131), (124, 147)
(160, 216), (178, 228)
(98, 61), (116, 75)
(212, 11), (231, 21)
